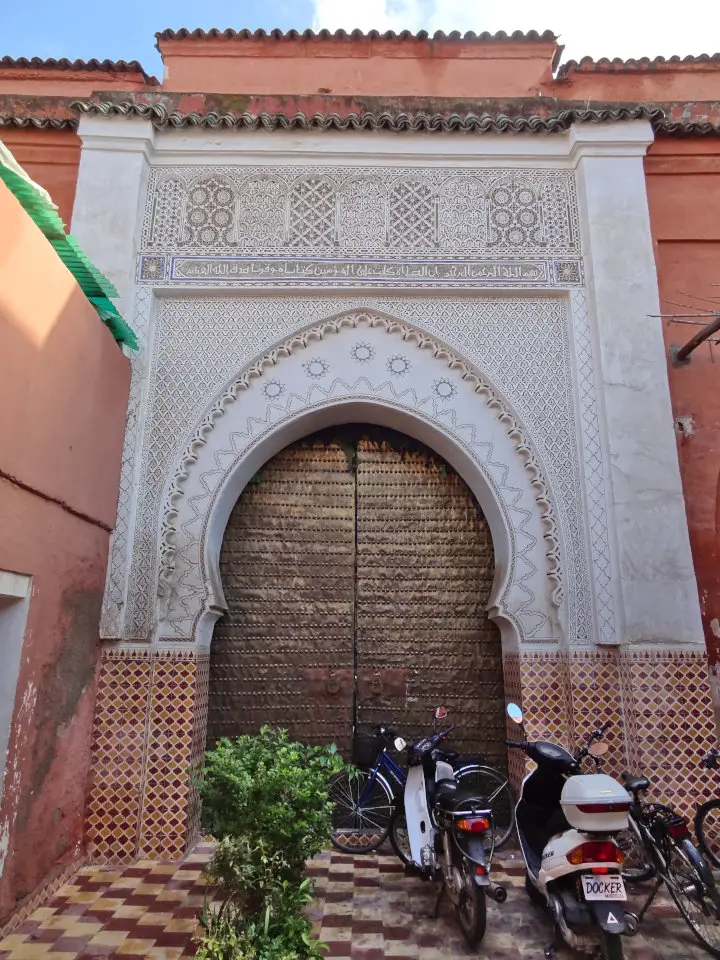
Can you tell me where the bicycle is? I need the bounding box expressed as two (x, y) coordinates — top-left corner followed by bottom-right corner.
(329, 723), (515, 854)
(694, 746), (720, 870)
(618, 771), (720, 957)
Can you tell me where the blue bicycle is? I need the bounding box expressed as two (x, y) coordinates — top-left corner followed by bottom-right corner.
(329, 722), (515, 854)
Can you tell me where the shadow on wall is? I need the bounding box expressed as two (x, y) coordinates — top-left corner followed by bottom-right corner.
(0, 182), (130, 926)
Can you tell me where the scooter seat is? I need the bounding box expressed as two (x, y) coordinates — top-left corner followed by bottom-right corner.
(623, 774), (650, 794)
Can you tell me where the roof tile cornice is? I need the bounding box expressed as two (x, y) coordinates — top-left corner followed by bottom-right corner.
(0, 114), (76, 130)
(155, 27), (558, 43)
(558, 53), (720, 78)
(3, 92), (719, 136)
(0, 94), (78, 130)
(70, 96), (664, 133)
(1, 55), (141, 71)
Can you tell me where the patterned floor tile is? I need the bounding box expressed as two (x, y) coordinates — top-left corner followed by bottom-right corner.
(1, 843), (717, 959)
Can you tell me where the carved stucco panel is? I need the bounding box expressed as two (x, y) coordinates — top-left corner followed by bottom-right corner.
(103, 292), (607, 649)
(139, 165), (581, 260)
(156, 312), (564, 647)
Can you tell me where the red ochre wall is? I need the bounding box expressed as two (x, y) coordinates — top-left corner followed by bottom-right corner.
(0, 181), (130, 923)
(644, 138), (720, 690)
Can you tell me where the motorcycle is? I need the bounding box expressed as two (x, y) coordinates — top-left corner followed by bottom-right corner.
(394, 706), (507, 946)
(506, 703), (638, 960)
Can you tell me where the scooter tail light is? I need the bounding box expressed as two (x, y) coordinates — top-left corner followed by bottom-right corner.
(456, 817), (491, 833)
(669, 820), (690, 839)
(576, 802), (631, 814)
(567, 841), (625, 866)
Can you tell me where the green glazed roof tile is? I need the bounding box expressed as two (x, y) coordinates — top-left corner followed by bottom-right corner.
(0, 140), (135, 348)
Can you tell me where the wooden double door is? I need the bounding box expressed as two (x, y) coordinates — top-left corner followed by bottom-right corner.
(207, 425), (507, 768)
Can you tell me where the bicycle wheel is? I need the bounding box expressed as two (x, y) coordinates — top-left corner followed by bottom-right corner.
(664, 838), (720, 958)
(389, 809), (411, 866)
(696, 799), (720, 870)
(329, 768), (394, 853)
(618, 816), (655, 883)
(454, 765), (515, 849)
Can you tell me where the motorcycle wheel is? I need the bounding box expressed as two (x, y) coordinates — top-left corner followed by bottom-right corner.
(598, 930), (624, 960)
(389, 809), (412, 866)
(453, 849), (487, 946)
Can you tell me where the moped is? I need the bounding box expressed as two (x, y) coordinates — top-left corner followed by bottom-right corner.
(394, 706), (506, 946)
(506, 703), (638, 959)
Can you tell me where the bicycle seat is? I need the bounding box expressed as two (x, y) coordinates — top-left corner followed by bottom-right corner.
(623, 774), (650, 794)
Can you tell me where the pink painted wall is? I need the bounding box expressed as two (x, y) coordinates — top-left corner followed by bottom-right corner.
(0, 181), (130, 924)
(158, 35), (558, 96)
(644, 138), (720, 681)
(555, 64), (720, 102)
(0, 66), (151, 96)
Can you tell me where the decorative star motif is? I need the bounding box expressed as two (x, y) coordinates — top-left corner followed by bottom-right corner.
(351, 342), (375, 364)
(432, 378), (457, 400)
(386, 355), (411, 377)
(555, 261), (581, 283)
(141, 257), (164, 280)
(263, 379), (285, 400)
(302, 357), (330, 379)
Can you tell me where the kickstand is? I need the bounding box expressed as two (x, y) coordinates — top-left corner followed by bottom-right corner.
(432, 883), (446, 919)
(636, 876), (662, 924)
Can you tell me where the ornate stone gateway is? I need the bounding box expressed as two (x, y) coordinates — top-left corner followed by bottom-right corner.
(208, 426), (507, 767)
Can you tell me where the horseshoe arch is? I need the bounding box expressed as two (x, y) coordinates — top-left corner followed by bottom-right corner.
(154, 309), (567, 652)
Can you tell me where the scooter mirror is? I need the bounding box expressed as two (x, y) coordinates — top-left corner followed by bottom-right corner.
(394, 737), (407, 752)
(435, 706), (448, 720)
(588, 741), (608, 757)
(507, 703), (523, 724)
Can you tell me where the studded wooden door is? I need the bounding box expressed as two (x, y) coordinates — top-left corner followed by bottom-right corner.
(208, 426), (507, 769)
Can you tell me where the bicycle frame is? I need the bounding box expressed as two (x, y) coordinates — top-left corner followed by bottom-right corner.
(629, 802), (711, 923)
(359, 747), (407, 805)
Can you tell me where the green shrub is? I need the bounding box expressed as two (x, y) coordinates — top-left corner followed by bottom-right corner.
(196, 885), (325, 960)
(195, 727), (346, 959)
(199, 727), (346, 876)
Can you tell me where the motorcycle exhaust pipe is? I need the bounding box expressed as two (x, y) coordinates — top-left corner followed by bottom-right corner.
(483, 881), (507, 903)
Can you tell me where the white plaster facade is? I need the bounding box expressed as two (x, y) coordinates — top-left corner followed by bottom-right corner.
(70, 117), (703, 661)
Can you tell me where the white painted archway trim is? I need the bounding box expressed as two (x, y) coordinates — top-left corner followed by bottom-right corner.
(155, 309), (566, 650)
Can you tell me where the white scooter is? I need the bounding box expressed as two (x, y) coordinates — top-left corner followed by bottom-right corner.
(393, 707), (507, 946)
(506, 703), (639, 959)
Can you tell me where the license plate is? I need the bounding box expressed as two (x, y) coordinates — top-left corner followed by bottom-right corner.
(582, 874), (627, 901)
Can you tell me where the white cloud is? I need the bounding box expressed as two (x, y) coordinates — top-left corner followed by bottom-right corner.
(312, 0), (720, 63)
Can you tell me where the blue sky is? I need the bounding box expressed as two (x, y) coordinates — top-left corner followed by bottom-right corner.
(4, 0), (719, 80)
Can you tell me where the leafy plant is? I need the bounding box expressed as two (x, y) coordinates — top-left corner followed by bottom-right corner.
(199, 726), (346, 875)
(195, 727), (346, 960)
(196, 899), (326, 960)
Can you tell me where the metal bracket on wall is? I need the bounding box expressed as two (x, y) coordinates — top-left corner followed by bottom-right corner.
(668, 315), (720, 367)
(652, 289), (720, 367)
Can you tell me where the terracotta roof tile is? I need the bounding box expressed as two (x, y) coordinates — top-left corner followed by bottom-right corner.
(155, 27), (558, 43)
(0, 56), (158, 84)
(69, 96), (663, 133)
(558, 53), (720, 78)
(2, 91), (718, 136)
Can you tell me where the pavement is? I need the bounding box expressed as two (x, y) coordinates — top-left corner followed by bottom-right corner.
(0, 843), (717, 959)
